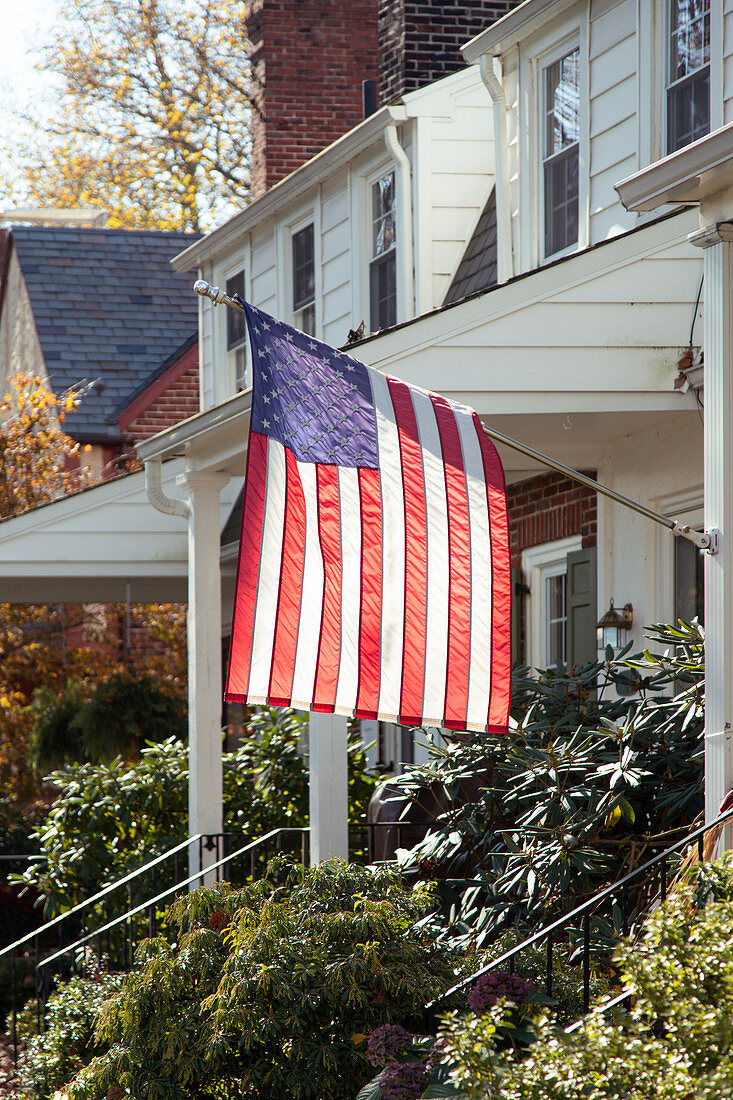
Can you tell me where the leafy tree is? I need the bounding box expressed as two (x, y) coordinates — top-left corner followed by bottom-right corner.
(61, 859), (456, 1100)
(29, 672), (187, 774)
(0, 373), (187, 805)
(3, 0), (250, 230)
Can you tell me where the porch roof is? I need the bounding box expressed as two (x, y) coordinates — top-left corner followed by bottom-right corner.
(0, 460), (240, 603)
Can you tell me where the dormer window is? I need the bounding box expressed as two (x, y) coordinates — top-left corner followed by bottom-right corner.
(543, 47), (580, 258)
(667, 0), (710, 153)
(370, 172), (396, 331)
(292, 222), (316, 335)
(226, 270), (248, 391)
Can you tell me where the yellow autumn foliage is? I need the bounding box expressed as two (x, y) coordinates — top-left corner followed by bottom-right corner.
(2, 0), (251, 231)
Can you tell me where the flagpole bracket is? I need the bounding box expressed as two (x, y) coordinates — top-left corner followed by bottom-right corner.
(672, 523), (719, 554)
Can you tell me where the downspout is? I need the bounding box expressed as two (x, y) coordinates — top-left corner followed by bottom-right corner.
(479, 54), (513, 283)
(145, 457), (190, 518)
(384, 121), (415, 321)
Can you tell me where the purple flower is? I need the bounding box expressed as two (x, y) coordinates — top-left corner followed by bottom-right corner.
(366, 1024), (413, 1068)
(380, 1061), (429, 1100)
(467, 970), (533, 1015)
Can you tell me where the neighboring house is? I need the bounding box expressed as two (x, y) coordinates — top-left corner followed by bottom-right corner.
(0, 0), (728, 864)
(0, 225), (201, 474)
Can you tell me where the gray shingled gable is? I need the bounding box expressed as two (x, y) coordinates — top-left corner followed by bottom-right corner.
(443, 188), (497, 306)
(11, 226), (200, 442)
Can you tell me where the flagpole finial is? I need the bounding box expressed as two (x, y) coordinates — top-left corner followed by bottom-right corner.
(193, 279), (229, 305)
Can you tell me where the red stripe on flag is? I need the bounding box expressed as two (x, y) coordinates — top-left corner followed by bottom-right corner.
(268, 448), (306, 706)
(355, 467), (382, 718)
(225, 430), (268, 702)
(474, 413), (512, 731)
(431, 395), (472, 730)
(312, 464), (342, 711)
(387, 377), (428, 726)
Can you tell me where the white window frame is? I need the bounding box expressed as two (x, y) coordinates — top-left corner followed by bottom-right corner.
(214, 241), (250, 403)
(519, 11), (589, 271)
(276, 203), (321, 339)
(648, 484), (703, 628)
(522, 535), (582, 669)
(637, 0), (722, 171)
(289, 211), (317, 335)
(362, 160), (398, 333)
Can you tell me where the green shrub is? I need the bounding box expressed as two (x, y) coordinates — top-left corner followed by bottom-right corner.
(19, 707), (375, 917)
(432, 856), (733, 1099)
(16, 963), (122, 1100)
(62, 858), (456, 1100)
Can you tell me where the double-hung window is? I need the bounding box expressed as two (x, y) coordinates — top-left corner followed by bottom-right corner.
(225, 270), (248, 391)
(543, 47), (580, 258)
(667, 0), (710, 153)
(292, 222), (316, 335)
(370, 171), (397, 332)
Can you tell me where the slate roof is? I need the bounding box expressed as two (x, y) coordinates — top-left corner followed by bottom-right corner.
(443, 188), (497, 306)
(10, 226), (200, 442)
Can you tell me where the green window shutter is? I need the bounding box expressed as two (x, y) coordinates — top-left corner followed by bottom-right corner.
(566, 546), (597, 669)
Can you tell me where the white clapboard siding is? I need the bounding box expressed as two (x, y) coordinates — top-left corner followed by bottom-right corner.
(427, 76), (494, 307)
(357, 210), (700, 412)
(250, 229), (277, 314)
(198, 259), (215, 411)
(588, 0), (637, 244)
(724, 5), (733, 125)
(321, 176), (352, 346)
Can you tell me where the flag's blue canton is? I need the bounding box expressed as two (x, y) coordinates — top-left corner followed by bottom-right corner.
(246, 304), (378, 468)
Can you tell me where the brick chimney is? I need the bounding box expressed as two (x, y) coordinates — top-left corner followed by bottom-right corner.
(378, 0), (524, 103)
(246, 0), (380, 199)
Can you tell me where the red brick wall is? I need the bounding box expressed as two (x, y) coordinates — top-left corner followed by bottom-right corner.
(508, 472), (597, 569)
(246, 0), (379, 198)
(125, 361), (199, 443)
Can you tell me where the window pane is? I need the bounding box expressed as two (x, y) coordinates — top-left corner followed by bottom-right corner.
(670, 0), (710, 80)
(546, 48), (580, 156)
(667, 68), (710, 151)
(675, 536), (704, 625)
(546, 572), (567, 665)
(370, 251), (397, 331)
(544, 145), (579, 256)
(372, 173), (396, 257)
(667, 0), (710, 152)
(292, 223), (315, 311)
(226, 271), (246, 350)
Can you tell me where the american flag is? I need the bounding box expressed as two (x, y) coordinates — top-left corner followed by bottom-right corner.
(224, 303), (511, 733)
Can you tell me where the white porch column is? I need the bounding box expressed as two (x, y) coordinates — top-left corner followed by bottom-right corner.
(692, 222), (733, 833)
(180, 469), (230, 879)
(308, 712), (349, 864)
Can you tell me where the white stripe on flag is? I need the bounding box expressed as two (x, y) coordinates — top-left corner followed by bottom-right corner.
(334, 463), (362, 714)
(248, 437), (286, 701)
(370, 370), (406, 722)
(290, 460), (325, 708)
(411, 388), (450, 726)
(456, 406), (493, 730)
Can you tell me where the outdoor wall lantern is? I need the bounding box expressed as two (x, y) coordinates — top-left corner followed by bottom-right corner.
(596, 598), (633, 652)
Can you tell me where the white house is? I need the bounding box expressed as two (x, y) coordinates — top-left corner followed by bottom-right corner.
(0, 0), (730, 864)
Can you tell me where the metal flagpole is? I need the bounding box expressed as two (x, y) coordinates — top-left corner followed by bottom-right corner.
(193, 279), (718, 555)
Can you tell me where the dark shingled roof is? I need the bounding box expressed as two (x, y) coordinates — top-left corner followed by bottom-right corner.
(443, 188), (497, 306)
(11, 226), (200, 442)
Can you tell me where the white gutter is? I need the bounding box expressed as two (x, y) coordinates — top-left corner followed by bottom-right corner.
(145, 458), (190, 519)
(384, 122), (415, 321)
(479, 54), (513, 282)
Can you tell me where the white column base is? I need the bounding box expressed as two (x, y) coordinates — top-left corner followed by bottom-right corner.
(309, 712), (349, 865)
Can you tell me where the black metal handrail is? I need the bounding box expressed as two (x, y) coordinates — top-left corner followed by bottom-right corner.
(427, 805), (733, 1015)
